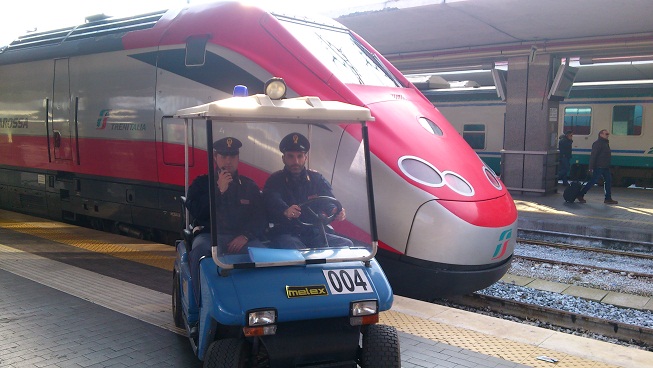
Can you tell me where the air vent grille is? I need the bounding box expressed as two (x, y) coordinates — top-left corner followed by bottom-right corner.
(6, 10), (166, 51)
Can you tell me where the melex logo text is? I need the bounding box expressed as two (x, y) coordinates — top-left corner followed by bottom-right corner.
(286, 285), (328, 298)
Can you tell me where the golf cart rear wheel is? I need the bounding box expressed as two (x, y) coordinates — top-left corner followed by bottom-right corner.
(172, 271), (183, 328)
(203, 338), (250, 368)
(359, 324), (400, 368)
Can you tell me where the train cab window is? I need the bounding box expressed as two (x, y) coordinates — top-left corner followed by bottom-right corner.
(563, 106), (591, 135)
(185, 35), (209, 67)
(275, 16), (401, 87)
(612, 105), (642, 136)
(462, 124), (486, 150)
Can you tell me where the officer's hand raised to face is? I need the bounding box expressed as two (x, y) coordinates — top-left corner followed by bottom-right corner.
(217, 170), (233, 194)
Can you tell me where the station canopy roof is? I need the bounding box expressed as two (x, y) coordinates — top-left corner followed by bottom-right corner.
(332, 0), (653, 84)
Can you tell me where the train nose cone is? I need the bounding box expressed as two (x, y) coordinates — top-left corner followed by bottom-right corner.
(406, 194), (517, 265)
(377, 193), (517, 301)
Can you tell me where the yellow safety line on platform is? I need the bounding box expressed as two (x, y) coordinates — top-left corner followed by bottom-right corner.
(380, 311), (618, 368)
(0, 219), (174, 270)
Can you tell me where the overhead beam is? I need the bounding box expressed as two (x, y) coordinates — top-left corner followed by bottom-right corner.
(385, 34), (653, 73)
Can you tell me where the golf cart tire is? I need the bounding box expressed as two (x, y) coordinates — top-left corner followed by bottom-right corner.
(203, 338), (250, 368)
(172, 271), (184, 328)
(359, 324), (400, 368)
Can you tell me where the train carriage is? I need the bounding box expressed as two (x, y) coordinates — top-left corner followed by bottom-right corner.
(429, 83), (653, 187)
(0, 1), (518, 300)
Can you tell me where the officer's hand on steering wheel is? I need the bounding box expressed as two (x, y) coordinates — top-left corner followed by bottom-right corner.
(284, 204), (302, 219)
(335, 207), (346, 222)
(296, 196), (342, 227)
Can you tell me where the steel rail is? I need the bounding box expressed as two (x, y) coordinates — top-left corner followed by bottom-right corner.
(517, 238), (653, 260)
(445, 293), (653, 348)
(514, 254), (653, 280)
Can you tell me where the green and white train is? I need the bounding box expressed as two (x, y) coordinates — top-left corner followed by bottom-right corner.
(425, 83), (653, 187)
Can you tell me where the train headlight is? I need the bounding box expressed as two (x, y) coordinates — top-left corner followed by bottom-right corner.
(398, 156), (443, 186)
(443, 171), (474, 196)
(484, 166), (502, 190)
(243, 309), (277, 337)
(350, 300), (379, 326)
(264, 77), (287, 100)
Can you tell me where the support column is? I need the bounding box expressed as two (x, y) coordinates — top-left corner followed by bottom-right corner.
(501, 53), (559, 195)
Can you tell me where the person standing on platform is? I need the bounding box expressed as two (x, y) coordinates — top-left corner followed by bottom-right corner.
(557, 130), (573, 186)
(577, 129), (618, 205)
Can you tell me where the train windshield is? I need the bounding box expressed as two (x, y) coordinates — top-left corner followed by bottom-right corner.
(275, 15), (401, 87)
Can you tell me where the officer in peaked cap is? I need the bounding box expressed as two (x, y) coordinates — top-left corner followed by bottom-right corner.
(263, 132), (351, 249)
(213, 136), (242, 155)
(185, 135), (266, 311)
(279, 132), (310, 153)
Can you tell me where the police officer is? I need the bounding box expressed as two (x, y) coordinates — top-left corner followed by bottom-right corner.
(185, 137), (266, 305)
(263, 132), (352, 249)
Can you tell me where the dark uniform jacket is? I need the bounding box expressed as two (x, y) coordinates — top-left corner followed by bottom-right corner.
(588, 137), (612, 170)
(263, 167), (336, 237)
(558, 135), (573, 158)
(185, 172), (265, 240)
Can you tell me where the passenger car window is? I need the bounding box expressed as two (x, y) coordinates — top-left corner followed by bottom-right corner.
(612, 105), (642, 136)
(462, 124), (485, 149)
(563, 106), (591, 135)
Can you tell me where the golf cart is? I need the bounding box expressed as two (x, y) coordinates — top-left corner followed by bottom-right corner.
(172, 80), (400, 367)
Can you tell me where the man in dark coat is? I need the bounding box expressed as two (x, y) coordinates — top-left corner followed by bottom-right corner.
(185, 137), (266, 305)
(557, 130), (573, 186)
(263, 132), (352, 249)
(577, 129), (618, 204)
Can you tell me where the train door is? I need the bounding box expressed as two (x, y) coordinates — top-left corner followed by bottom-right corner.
(51, 58), (74, 161)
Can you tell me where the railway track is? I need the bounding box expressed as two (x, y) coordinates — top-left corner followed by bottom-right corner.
(515, 238), (653, 279)
(444, 293), (653, 348)
(518, 229), (653, 254)
(435, 232), (653, 350)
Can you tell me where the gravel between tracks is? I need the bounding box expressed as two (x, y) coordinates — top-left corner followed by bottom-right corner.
(477, 282), (653, 329)
(451, 242), (653, 350)
(512, 242), (653, 296)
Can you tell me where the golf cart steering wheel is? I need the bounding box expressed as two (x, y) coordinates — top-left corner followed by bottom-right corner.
(297, 196), (342, 227)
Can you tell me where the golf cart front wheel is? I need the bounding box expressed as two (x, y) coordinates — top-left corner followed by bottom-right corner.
(359, 324), (400, 368)
(203, 338), (250, 368)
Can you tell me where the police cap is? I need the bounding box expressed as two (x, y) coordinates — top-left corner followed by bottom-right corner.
(213, 137), (242, 155)
(279, 132), (310, 153)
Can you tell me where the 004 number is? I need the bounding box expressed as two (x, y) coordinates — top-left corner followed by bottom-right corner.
(322, 269), (371, 294)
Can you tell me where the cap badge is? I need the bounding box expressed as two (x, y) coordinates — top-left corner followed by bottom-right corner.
(226, 138), (233, 148)
(293, 135), (299, 144)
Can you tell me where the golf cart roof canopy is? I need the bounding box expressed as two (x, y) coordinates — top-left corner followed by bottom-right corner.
(175, 94), (375, 123)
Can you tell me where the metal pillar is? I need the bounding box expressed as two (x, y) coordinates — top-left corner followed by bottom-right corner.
(501, 53), (559, 195)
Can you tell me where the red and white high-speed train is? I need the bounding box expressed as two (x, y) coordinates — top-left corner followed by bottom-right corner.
(0, 1), (517, 300)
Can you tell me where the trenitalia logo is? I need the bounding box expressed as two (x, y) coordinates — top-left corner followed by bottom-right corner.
(285, 285), (329, 298)
(491, 228), (512, 260)
(96, 110), (111, 129)
(95, 110), (147, 131)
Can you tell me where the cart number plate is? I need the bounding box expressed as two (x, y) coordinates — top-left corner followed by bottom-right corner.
(323, 269), (371, 295)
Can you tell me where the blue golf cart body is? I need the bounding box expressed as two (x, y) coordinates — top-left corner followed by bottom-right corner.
(172, 84), (400, 367)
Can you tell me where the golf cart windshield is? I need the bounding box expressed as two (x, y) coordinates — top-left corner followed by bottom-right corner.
(176, 93), (376, 269)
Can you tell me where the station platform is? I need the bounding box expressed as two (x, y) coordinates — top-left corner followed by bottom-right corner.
(1, 209), (652, 367)
(512, 185), (653, 244)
